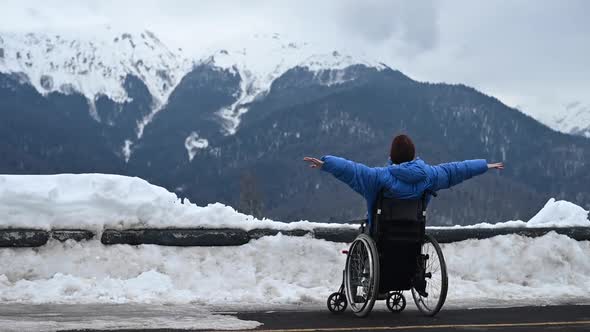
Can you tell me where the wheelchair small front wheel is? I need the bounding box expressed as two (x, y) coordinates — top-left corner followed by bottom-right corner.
(386, 291), (406, 313)
(411, 233), (448, 317)
(344, 233), (379, 318)
(327, 292), (347, 313)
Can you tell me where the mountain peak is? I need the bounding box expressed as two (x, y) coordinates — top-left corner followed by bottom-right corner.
(554, 102), (590, 138)
(0, 29), (192, 106)
(202, 35), (386, 135)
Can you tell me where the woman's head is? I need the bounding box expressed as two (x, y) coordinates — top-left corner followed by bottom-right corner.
(390, 134), (415, 164)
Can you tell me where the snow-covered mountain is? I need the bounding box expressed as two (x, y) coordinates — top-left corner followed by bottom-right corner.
(519, 102), (590, 139)
(184, 33), (387, 135)
(2, 28), (589, 140)
(0, 29), (192, 109)
(0, 29), (197, 146)
(553, 102), (590, 138)
(0, 29), (385, 136)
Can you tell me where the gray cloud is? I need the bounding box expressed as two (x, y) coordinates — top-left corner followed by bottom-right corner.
(0, 0), (588, 121)
(333, 0), (439, 55)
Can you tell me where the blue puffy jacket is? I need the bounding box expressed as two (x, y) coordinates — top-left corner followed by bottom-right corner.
(320, 156), (488, 226)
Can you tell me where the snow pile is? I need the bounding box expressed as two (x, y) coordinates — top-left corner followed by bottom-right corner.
(432, 198), (590, 229)
(444, 232), (590, 307)
(0, 232), (589, 307)
(0, 235), (345, 305)
(0, 174), (354, 232)
(1, 174), (588, 231)
(528, 198), (590, 227)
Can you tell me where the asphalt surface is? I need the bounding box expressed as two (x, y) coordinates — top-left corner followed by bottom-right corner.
(2, 304), (590, 332)
(235, 305), (590, 331)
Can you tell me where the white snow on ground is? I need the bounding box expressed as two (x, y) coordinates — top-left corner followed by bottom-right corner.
(444, 232), (590, 307)
(0, 174), (355, 232)
(0, 233), (589, 308)
(0, 304), (260, 332)
(0, 235), (344, 305)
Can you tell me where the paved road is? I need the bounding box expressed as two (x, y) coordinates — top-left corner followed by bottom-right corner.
(235, 305), (590, 331)
(2, 304), (590, 331)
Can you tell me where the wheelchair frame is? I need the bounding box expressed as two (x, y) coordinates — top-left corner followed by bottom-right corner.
(327, 191), (448, 317)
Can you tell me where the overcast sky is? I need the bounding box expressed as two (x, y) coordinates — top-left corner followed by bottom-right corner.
(1, 0), (588, 122)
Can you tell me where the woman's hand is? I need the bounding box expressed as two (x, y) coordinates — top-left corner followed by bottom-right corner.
(487, 162), (504, 170)
(303, 157), (324, 169)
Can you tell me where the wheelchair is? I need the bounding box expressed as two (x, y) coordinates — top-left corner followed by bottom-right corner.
(327, 191), (448, 317)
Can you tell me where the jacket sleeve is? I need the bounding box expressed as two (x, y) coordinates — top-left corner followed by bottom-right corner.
(432, 159), (488, 190)
(320, 155), (380, 199)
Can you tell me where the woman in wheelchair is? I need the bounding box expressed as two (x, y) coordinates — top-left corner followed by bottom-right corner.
(304, 134), (503, 317)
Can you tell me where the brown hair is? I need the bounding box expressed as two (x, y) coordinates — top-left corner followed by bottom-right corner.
(390, 134), (415, 164)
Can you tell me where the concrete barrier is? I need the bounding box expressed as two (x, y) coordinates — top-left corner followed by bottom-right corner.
(247, 229), (312, 240)
(0, 229), (49, 247)
(427, 227), (590, 243)
(313, 227), (359, 243)
(101, 228), (250, 246)
(50, 230), (95, 242)
(1, 226), (589, 247)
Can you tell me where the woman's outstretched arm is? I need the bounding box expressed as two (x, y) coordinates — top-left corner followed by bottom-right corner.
(432, 159), (503, 190)
(303, 156), (380, 199)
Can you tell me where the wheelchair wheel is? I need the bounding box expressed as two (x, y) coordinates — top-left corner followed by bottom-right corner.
(386, 291), (406, 313)
(344, 234), (379, 318)
(327, 292), (347, 313)
(411, 233), (448, 317)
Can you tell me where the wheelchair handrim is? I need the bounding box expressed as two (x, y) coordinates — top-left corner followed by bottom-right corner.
(412, 234), (448, 316)
(344, 236), (376, 313)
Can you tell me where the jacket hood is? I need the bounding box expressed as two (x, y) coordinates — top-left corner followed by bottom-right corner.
(387, 158), (428, 184)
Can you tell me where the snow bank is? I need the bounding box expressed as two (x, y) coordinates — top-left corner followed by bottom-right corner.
(528, 198), (590, 227)
(444, 232), (590, 307)
(2, 174), (587, 232)
(0, 233), (589, 307)
(0, 174), (354, 232)
(0, 235), (345, 305)
(431, 198), (590, 229)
